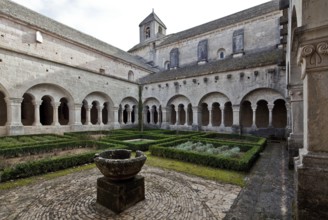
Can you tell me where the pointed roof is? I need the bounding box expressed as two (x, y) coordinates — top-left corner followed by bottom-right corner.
(139, 11), (167, 28)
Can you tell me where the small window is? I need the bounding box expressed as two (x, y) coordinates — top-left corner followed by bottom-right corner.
(170, 48), (179, 68)
(158, 26), (163, 34)
(164, 61), (170, 70)
(128, 70), (134, 81)
(145, 27), (150, 38)
(217, 48), (226, 60)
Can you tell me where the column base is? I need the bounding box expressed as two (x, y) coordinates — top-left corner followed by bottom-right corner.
(160, 122), (170, 129)
(231, 124), (240, 134)
(191, 124), (200, 131)
(295, 152), (328, 219)
(288, 133), (303, 169)
(97, 175), (145, 214)
(113, 122), (121, 129)
(7, 125), (24, 135)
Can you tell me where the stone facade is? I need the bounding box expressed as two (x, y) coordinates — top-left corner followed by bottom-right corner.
(1, 0), (328, 218)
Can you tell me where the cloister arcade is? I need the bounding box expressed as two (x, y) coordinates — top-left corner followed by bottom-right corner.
(0, 84), (288, 137)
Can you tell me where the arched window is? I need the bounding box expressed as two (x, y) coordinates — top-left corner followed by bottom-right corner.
(170, 48), (179, 69)
(128, 70), (134, 81)
(217, 48), (226, 60)
(145, 27), (150, 38)
(164, 61), (170, 70)
(158, 26), (163, 34)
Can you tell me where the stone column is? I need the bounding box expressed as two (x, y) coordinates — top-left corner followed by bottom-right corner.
(208, 105), (213, 127)
(251, 104), (257, 128)
(134, 108), (138, 125)
(51, 101), (60, 126)
(294, 39), (328, 218)
(220, 106), (225, 127)
(112, 106), (120, 128)
(231, 104), (240, 133)
(127, 108), (132, 124)
(85, 105), (91, 125)
(150, 108), (154, 124)
(161, 107), (169, 128)
(143, 108), (148, 124)
(120, 108), (124, 124)
(192, 106), (201, 129)
(97, 105), (103, 125)
(267, 103), (274, 127)
(185, 107), (189, 126)
(71, 103), (82, 126)
(32, 100), (42, 126)
(5, 97), (24, 135)
(176, 107), (180, 125)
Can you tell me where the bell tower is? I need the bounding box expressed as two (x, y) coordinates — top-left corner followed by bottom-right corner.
(139, 9), (166, 43)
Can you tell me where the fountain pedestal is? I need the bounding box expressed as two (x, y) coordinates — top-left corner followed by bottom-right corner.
(94, 149), (147, 214)
(97, 175), (145, 213)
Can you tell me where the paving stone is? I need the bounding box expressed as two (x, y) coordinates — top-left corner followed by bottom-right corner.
(0, 165), (240, 219)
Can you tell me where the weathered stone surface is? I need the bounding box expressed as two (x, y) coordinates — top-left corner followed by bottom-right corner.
(97, 175), (145, 213)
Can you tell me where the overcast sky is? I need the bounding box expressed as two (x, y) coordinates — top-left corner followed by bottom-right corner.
(11, 0), (270, 51)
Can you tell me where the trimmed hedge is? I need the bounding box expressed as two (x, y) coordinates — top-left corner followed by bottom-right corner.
(149, 138), (264, 171)
(0, 140), (125, 158)
(0, 144), (128, 182)
(197, 132), (266, 146)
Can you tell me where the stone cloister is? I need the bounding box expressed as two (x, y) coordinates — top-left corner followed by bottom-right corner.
(0, 85), (288, 135)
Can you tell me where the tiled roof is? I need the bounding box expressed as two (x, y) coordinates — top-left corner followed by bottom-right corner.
(138, 47), (284, 84)
(139, 12), (167, 28)
(0, 0), (154, 72)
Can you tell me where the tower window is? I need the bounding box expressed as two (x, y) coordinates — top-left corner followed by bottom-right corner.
(145, 27), (150, 38)
(217, 48), (226, 60)
(158, 26), (163, 34)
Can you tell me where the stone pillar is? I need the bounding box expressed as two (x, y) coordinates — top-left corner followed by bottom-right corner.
(251, 105), (257, 128)
(127, 108), (132, 124)
(97, 105), (103, 125)
(143, 108), (148, 124)
(231, 104), (240, 133)
(208, 106), (213, 127)
(161, 107), (169, 128)
(6, 97), (24, 135)
(220, 106), (225, 127)
(70, 103), (82, 131)
(185, 107), (189, 126)
(112, 106), (120, 128)
(120, 108), (124, 124)
(150, 108), (154, 124)
(267, 103), (274, 127)
(134, 108), (138, 125)
(32, 100), (42, 126)
(176, 107), (180, 125)
(51, 101), (60, 126)
(294, 39), (328, 218)
(71, 103), (82, 126)
(85, 105), (91, 125)
(192, 106), (201, 130)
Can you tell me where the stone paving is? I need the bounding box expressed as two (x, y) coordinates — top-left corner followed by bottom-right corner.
(224, 141), (294, 220)
(0, 165), (241, 220)
(0, 142), (294, 220)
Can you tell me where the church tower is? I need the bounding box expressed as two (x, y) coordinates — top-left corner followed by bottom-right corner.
(139, 10), (166, 43)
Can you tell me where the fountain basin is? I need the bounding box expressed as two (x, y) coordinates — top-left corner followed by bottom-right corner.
(94, 149), (146, 181)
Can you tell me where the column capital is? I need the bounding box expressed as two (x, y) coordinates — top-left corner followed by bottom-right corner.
(5, 97), (23, 105)
(267, 104), (274, 110)
(51, 101), (61, 108)
(297, 41), (328, 80)
(32, 100), (42, 106)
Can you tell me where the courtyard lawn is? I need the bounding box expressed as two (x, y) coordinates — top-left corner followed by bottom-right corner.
(0, 129), (262, 187)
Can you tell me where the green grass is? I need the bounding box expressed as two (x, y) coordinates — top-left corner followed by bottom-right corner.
(0, 163), (95, 190)
(144, 152), (246, 186)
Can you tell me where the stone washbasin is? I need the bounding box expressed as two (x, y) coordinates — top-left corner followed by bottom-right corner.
(94, 149), (146, 181)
